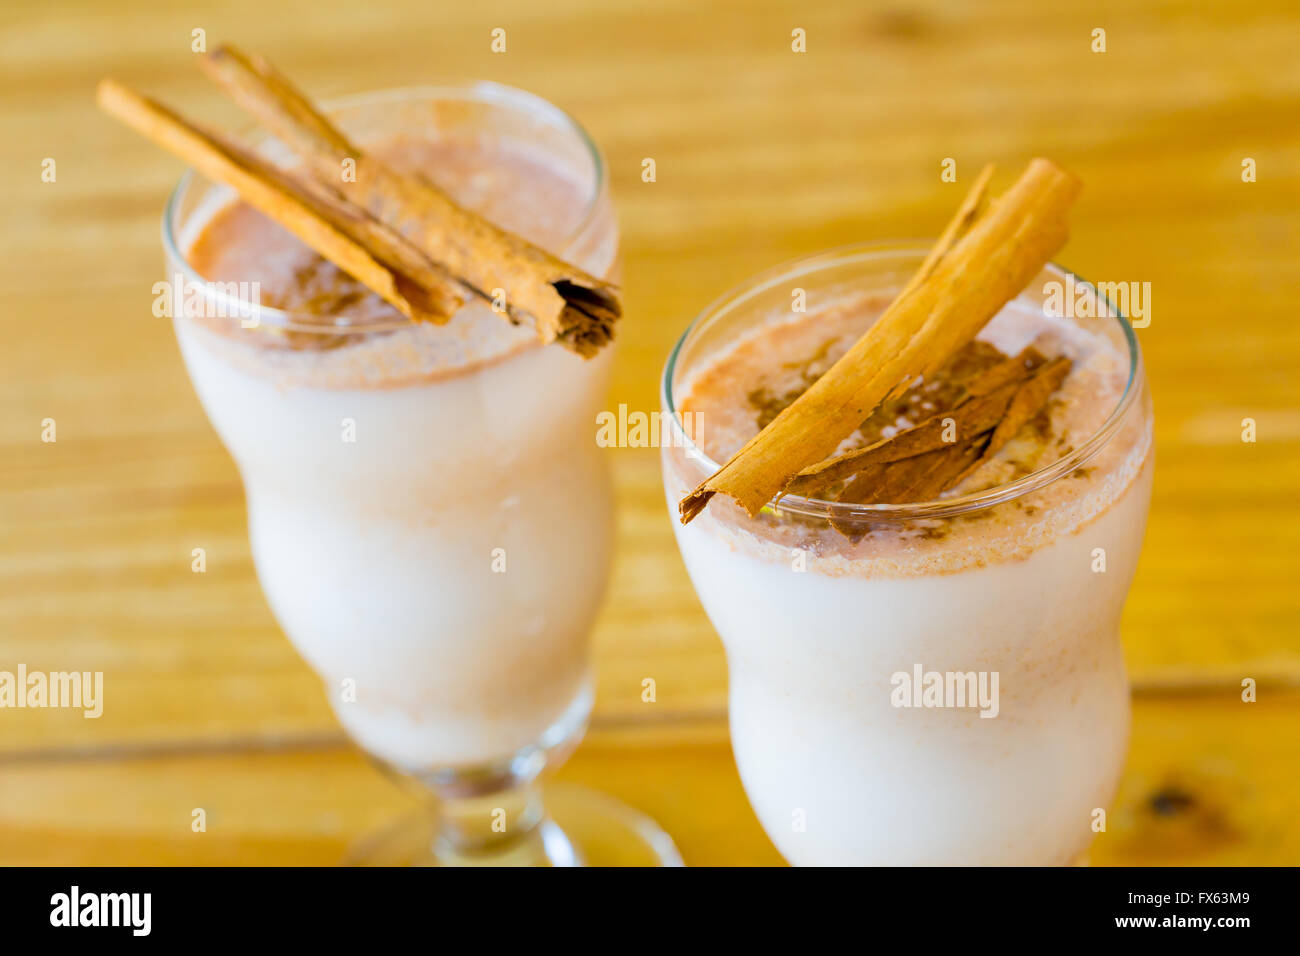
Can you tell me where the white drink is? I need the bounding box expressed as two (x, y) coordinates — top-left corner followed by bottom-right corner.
(176, 318), (614, 769)
(170, 101), (618, 773)
(159, 82), (680, 867)
(662, 247), (1153, 865)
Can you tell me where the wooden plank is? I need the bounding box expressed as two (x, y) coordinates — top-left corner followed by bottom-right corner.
(1, 692), (1295, 865)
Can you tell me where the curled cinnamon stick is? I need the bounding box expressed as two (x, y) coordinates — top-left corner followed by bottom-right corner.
(96, 79), (463, 323)
(679, 159), (1082, 523)
(949, 355), (1072, 487)
(897, 163), (995, 300)
(200, 45), (620, 356)
(824, 352), (1073, 525)
(786, 347), (1046, 496)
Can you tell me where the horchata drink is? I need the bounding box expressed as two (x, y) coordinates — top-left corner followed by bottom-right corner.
(102, 46), (679, 865)
(176, 108), (615, 777)
(661, 162), (1153, 865)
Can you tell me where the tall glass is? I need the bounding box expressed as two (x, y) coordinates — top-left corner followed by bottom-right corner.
(661, 243), (1153, 865)
(164, 84), (679, 866)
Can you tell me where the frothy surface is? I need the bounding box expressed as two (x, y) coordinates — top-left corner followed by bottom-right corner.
(182, 136), (602, 388)
(668, 295), (1153, 576)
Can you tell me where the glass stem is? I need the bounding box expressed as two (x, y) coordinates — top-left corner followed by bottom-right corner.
(430, 781), (578, 866)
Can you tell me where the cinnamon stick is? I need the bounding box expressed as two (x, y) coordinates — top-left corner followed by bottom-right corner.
(786, 347), (1046, 496)
(787, 381), (1017, 498)
(96, 79), (463, 323)
(679, 159), (1082, 523)
(850, 441), (984, 506)
(897, 163), (995, 300)
(828, 353), (1073, 521)
(200, 45), (620, 356)
(949, 355), (1072, 486)
(958, 345), (1048, 400)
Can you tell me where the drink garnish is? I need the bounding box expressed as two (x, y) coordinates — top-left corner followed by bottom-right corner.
(97, 44), (620, 356)
(679, 159), (1082, 522)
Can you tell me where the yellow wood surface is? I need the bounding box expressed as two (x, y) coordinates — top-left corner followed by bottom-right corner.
(1, 0), (1298, 864)
(3, 694), (1296, 866)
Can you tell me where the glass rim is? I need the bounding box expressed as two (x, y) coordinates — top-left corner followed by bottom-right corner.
(660, 239), (1145, 521)
(160, 81), (607, 336)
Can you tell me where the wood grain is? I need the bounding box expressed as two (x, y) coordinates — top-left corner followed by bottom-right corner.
(2, 694), (1294, 866)
(1, 0), (1298, 863)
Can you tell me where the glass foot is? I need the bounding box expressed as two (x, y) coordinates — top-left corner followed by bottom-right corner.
(343, 783), (684, 867)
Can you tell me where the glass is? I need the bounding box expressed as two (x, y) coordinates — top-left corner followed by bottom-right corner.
(164, 83), (680, 866)
(660, 242), (1154, 865)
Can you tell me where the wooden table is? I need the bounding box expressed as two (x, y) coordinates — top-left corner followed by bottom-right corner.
(2, 0), (1297, 865)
